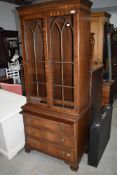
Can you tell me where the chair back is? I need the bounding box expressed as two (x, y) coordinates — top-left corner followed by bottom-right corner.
(5, 68), (20, 84)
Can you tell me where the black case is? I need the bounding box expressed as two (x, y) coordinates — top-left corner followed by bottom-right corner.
(88, 105), (113, 167)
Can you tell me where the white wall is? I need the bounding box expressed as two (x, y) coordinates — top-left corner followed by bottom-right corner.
(91, 0), (117, 9)
(0, 0), (117, 30)
(110, 13), (117, 28)
(91, 0), (117, 27)
(0, 1), (19, 30)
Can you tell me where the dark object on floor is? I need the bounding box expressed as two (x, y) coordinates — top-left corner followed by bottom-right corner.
(88, 105), (113, 167)
(0, 27), (8, 68)
(90, 66), (103, 123)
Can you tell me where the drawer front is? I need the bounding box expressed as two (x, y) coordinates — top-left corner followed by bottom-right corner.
(27, 137), (74, 162)
(24, 114), (74, 137)
(25, 126), (74, 148)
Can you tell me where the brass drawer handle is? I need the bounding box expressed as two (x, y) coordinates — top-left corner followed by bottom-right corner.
(61, 151), (71, 157)
(59, 125), (64, 131)
(59, 137), (65, 143)
(66, 153), (71, 157)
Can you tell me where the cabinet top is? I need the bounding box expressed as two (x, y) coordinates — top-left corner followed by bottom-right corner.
(17, 0), (92, 16)
(91, 11), (111, 18)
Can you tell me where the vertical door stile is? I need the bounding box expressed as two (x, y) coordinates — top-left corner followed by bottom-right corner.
(21, 19), (29, 100)
(23, 19), (34, 102)
(33, 27), (39, 98)
(73, 14), (79, 112)
(61, 21), (64, 105)
(43, 17), (53, 106)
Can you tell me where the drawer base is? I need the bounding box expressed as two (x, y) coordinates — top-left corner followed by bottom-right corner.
(25, 145), (79, 172)
(23, 106), (90, 172)
(25, 137), (74, 162)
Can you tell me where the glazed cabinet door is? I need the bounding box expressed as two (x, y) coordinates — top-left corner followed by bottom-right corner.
(23, 14), (77, 111)
(24, 19), (47, 104)
(48, 15), (75, 109)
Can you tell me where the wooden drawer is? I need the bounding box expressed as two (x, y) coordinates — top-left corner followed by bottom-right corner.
(25, 126), (74, 148)
(24, 113), (74, 137)
(27, 137), (74, 162)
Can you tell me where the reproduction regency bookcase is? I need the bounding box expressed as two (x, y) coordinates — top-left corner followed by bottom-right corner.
(17, 0), (92, 171)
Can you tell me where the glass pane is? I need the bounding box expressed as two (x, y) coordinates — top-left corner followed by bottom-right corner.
(64, 87), (74, 102)
(38, 83), (46, 98)
(53, 86), (62, 100)
(30, 62), (36, 82)
(24, 19), (47, 102)
(25, 23), (35, 62)
(50, 21), (61, 62)
(62, 24), (73, 62)
(34, 24), (44, 61)
(63, 63), (73, 87)
(30, 83), (38, 97)
(53, 63), (62, 85)
(37, 62), (46, 83)
(55, 17), (66, 30)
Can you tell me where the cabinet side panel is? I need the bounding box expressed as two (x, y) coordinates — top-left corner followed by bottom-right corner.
(77, 109), (90, 162)
(78, 10), (91, 111)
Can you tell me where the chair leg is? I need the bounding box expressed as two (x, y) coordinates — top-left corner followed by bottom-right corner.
(13, 78), (16, 84)
(18, 78), (21, 84)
